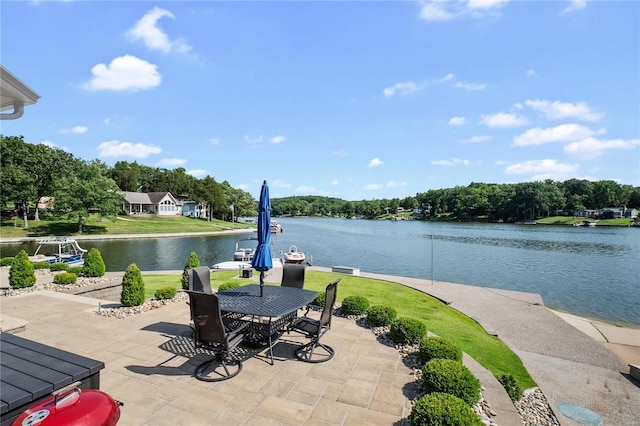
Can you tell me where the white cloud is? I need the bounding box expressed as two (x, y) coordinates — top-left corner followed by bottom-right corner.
(244, 135), (264, 144)
(461, 135), (491, 144)
(83, 55), (161, 92)
(564, 137), (640, 160)
(209, 138), (220, 145)
(296, 185), (317, 193)
(40, 140), (57, 148)
(271, 180), (293, 188)
(562, 0), (587, 14)
(368, 158), (384, 167)
(98, 140), (162, 158)
(513, 124), (604, 146)
(386, 181), (407, 188)
(60, 126), (88, 134)
(479, 112), (528, 127)
(526, 69), (536, 77)
(330, 180), (339, 185)
(431, 158), (471, 166)
(525, 99), (604, 121)
(419, 0), (510, 21)
(383, 82), (417, 98)
(448, 116), (466, 126)
(332, 149), (347, 157)
(270, 135), (286, 144)
(436, 73), (455, 84)
(126, 7), (191, 54)
(504, 159), (579, 180)
(187, 169), (207, 178)
(364, 184), (383, 190)
(157, 158), (187, 166)
(237, 184), (249, 191)
(454, 81), (486, 91)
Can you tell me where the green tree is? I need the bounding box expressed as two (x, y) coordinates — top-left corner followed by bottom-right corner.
(110, 161), (142, 192)
(9, 250), (36, 289)
(52, 160), (124, 233)
(82, 248), (106, 277)
(121, 263), (145, 307)
(181, 251), (201, 289)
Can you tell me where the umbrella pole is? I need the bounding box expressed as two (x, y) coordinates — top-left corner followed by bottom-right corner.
(260, 271), (264, 297)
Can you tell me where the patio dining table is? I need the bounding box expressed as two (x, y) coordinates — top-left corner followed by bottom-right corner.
(217, 284), (318, 364)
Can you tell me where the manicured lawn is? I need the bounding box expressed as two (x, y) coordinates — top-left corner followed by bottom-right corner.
(142, 269), (537, 391)
(0, 215), (254, 238)
(536, 216), (634, 226)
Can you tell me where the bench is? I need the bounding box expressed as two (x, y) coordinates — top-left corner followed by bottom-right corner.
(331, 266), (360, 276)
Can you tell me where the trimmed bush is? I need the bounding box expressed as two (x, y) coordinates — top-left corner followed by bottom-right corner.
(389, 316), (427, 345)
(1, 257), (15, 267)
(121, 263), (145, 307)
(418, 336), (462, 364)
(218, 281), (240, 292)
(366, 305), (397, 327)
(155, 286), (177, 300)
(49, 263), (70, 272)
(341, 295), (370, 315)
(9, 250), (36, 289)
(498, 374), (522, 402)
(421, 359), (481, 406)
(33, 261), (53, 270)
(409, 392), (482, 426)
(68, 266), (83, 275)
(53, 272), (77, 285)
(82, 248), (106, 277)
(181, 251), (200, 290)
(311, 291), (326, 307)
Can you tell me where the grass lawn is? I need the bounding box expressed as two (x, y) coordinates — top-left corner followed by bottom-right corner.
(142, 269), (536, 391)
(535, 216), (634, 226)
(0, 215), (254, 238)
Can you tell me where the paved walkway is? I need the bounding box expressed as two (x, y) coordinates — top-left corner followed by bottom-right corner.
(1, 268), (639, 425)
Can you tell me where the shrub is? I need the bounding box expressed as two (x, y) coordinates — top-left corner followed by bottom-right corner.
(9, 250), (36, 289)
(121, 263), (145, 307)
(218, 281), (240, 292)
(68, 266), (83, 275)
(421, 359), (481, 406)
(389, 317), (427, 345)
(341, 295), (370, 315)
(33, 261), (53, 270)
(82, 248), (106, 277)
(181, 251), (200, 290)
(409, 392), (482, 426)
(155, 286), (177, 300)
(418, 336), (463, 364)
(0, 257), (15, 267)
(498, 374), (522, 402)
(311, 291), (326, 307)
(53, 272), (77, 285)
(366, 305), (397, 327)
(49, 263), (69, 272)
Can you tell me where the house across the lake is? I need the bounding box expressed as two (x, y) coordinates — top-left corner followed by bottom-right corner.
(121, 192), (180, 216)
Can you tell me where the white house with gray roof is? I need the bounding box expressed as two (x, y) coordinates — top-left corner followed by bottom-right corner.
(121, 192), (180, 216)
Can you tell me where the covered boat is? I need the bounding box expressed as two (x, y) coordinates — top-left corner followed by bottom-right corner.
(28, 237), (87, 267)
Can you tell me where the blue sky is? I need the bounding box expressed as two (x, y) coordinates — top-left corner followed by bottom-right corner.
(2, 0), (639, 201)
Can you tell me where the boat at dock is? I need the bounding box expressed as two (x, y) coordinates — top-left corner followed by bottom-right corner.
(28, 237), (87, 267)
(271, 220), (283, 233)
(282, 245), (306, 264)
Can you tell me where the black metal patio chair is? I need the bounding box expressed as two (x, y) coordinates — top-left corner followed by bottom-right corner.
(188, 266), (212, 293)
(280, 263), (306, 289)
(186, 290), (249, 381)
(287, 279), (340, 363)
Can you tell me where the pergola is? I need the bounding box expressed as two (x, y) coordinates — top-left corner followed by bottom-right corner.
(0, 65), (40, 120)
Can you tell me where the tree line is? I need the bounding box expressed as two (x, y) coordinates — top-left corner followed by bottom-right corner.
(0, 135), (257, 231)
(271, 182), (640, 222)
(3, 135), (638, 229)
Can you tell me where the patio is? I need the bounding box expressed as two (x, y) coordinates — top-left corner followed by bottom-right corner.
(1, 290), (421, 425)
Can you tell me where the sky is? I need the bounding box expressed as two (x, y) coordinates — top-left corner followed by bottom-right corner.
(1, 0), (639, 201)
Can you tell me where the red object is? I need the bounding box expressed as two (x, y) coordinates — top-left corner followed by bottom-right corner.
(11, 385), (121, 426)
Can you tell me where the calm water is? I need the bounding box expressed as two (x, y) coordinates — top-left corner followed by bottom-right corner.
(2, 217), (638, 326)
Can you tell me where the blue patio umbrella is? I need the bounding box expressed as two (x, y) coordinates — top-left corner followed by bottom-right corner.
(252, 180), (273, 297)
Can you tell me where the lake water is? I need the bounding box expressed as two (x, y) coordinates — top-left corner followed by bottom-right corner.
(2, 217), (638, 326)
